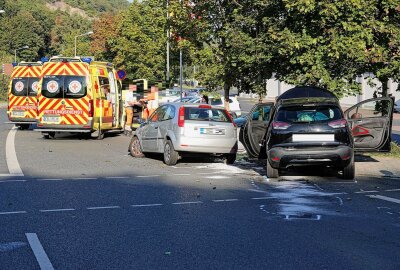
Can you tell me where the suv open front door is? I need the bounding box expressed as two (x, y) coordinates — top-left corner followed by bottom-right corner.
(240, 103), (274, 158)
(344, 97), (394, 152)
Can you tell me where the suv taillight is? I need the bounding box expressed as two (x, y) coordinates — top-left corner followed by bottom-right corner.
(328, 119), (347, 128)
(178, 106), (185, 127)
(272, 121), (291, 130)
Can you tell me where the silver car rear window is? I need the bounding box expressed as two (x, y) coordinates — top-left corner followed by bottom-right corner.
(185, 107), (230, 122)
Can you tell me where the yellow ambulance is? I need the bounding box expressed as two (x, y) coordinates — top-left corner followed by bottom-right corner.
(7, 62), (42, 129)
(35, 57), (124, 139)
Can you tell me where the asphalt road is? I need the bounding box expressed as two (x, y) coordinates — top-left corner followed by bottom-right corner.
(1, 107), (400, 270)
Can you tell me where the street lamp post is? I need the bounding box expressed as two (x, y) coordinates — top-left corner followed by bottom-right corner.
(74, 31), (93, 57)
(14, 45), (29, 63)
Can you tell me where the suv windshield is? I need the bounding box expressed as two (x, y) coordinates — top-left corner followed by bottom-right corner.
(11, 77), (40, 97)
(276, 105), (342, 123)
(42, 75), (87, 99)
(185, 107), (231, 122)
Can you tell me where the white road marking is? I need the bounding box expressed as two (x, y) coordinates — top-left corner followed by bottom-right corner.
(385, 189), (400, 192)
(212, 199), (239, 202)
(136, 175), (160, 178)
(313, 184), (324, 191)
(198, 172), (217, 175)
(131, 204), (163, 207)
(39, 209), (75, 213)
(355, 190), (379, 194)
(6, 127), (24, 176)
(251, 197), (273, 200)
(248, 189), (267, 193)
(367, 195), (400, 204)
(0, 180), (27, 183)
(173, 174), (190, 176)
(172, 201), (203, 205)
(37, 179), (64, 181)
(26, 233), (54, 270)
(206, 175), (229, 179)
(87, 206), (120, 210)
(0, 211), (27, 215)
(332, 181), (357, 184)
(105, 176), (130, 179)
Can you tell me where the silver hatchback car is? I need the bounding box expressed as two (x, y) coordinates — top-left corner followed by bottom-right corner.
(129, 103), (238, 165)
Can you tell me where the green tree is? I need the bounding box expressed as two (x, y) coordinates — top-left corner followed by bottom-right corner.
(111, 0), (167, 82)
(259, 0), (400, 98)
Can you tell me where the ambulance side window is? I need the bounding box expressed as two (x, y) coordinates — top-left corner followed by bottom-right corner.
(11, 78), (28, 97)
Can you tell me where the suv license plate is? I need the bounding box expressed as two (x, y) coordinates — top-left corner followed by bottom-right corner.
(292, 134), (334, 142)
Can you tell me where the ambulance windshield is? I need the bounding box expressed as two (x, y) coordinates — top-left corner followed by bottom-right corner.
(11, 77), (40, 97)
(42, 75), (87, 99)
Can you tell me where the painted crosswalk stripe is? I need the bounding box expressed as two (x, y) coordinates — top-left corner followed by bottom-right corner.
(367, 195), (400, 204)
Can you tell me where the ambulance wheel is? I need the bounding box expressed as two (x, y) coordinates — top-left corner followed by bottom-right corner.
(164, 140), (179, 166)
(95, 124), (105, 140)
(43, 133), (50, 139)
(129, 137), (145, 158)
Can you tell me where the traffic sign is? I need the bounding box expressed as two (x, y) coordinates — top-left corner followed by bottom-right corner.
(117, 70), (127, 80)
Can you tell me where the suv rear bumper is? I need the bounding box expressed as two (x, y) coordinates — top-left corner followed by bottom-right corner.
(268, 146), (353, 169)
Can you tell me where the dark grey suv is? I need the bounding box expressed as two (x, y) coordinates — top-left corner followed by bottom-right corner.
(241, 86), (394, 179)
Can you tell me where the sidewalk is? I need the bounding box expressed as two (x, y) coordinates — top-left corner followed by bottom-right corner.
(356, 156), (400, 178)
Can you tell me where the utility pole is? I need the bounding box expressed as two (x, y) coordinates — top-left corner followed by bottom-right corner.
(166, 0), (170, 88)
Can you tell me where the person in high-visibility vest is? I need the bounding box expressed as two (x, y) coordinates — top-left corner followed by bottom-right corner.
(124, 87), (141, 131)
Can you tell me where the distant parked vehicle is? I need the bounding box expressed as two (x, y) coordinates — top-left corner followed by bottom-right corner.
(129, 103), (238, 165)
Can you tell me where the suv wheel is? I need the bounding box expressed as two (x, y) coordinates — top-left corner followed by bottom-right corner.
(164, 140), (179, 166)
(266, 159), (279, 178)
(224, 154), (236, 165)
(129, 137), (145, 158)
(342, 154), (355, 180)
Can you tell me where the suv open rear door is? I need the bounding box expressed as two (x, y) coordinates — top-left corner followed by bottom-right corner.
(240, 103), (274, 158)
(344, 97), (394, 152)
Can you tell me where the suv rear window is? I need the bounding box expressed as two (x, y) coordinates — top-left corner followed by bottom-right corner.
(185, 107), (231, 122)
(276, 105), (342, 123)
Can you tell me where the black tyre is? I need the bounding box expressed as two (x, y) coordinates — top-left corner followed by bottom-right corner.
(129, 136), (145, 158)
(266, 159), (279, 178)
(164, 140), (179, 166)
(342, 154), (355, 180)
(224, 154), (236, 165)
(43, 133), (50, 139)
(17, 124), (30, 130)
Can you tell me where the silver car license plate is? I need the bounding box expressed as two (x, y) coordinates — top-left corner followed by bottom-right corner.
(199, 128), (225, 135)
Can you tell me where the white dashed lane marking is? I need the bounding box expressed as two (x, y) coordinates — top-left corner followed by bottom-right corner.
(355, 190), (379, 194)
(39, 209), (75, 213)
(87, 206), (121, 210)
(172, 201), (203, 205)
(212, 199), (239, 202)
(0, 180), (27, 183)
(131, 204), (163, 207)
(0, 211), (27, 215)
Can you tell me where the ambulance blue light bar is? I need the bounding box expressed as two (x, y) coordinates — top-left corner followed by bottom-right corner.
(81, 57), (93, 64)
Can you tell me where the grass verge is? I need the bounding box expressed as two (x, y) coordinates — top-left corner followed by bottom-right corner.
(370, 142), (400, 158)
